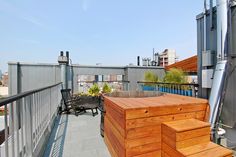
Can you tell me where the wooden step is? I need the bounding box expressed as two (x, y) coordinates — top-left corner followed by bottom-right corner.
(182, 144), (233, 157)
(162, 118), (210, 149)
(177, 142), (219, 156)
(188, 148), (232, 157)
(162, 142), (233, 157)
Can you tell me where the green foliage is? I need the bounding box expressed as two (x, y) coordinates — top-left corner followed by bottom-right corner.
(102, 83), (111, 93)
(144, 71), (159, 82)
(164, 68), (187, 83)
(0, 81), (2, 86)
(88, 83), (100, 96)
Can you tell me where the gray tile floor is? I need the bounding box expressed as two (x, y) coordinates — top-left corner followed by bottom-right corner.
(43, 112), (111, 157)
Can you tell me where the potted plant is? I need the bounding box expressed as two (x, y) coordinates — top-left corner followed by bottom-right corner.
(88, 83), (100, 96)
(102, 83), (111, 94)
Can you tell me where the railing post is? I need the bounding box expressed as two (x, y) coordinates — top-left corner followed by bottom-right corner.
(193, 85), (197, 97)
(49, 88), (52, 120)
(14, 100), (20, 157)
(20, 98), (25, 157)
(4, 104), (9, 157)
(9, 102), (15, 157)
(25, 96), (33, 156)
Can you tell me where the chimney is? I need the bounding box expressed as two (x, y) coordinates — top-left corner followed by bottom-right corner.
(66, 51), (69, 63)
(58, 51), (69, 64)
(137, 56), (140, 66)
(66, 51), (69, 59)
(58, 51), (68, 89)
(60, 51), (64, 56)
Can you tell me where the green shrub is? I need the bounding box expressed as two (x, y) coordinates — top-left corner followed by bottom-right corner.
(164, 68), (187, 83)
(102, 83), (111, 93)
(144, 71), (159, 82)
(143, 71), (159, 87)
(88, 83), (100, 96)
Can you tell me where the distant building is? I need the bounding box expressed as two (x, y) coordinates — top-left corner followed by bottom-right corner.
(140, 49), (177, 67)
(159, 49), (177, 67)
(2, 72), (8, 87)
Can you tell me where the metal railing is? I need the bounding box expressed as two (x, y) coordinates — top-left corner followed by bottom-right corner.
(137, 81), (199, 97)
(0, 83), (62, 157)
(77, 81), (130, 93)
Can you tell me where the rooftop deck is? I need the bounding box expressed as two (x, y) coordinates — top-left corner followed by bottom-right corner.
(43, 112), (110, 157)
(0, 82), (235, 157)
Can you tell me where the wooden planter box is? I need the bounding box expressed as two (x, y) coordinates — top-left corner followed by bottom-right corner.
(104, 93), (209, 157)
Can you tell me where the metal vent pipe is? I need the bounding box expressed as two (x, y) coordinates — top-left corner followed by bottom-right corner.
(204, 0), (207, 52)
(216, 0), (229, 60)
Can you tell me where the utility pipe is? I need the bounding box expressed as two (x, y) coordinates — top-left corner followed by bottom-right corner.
(210, 0), (214, 29)
(204, 0), (208, 51)
(216, 0), (229, 60)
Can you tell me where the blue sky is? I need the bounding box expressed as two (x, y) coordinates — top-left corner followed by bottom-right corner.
(0, 0), (205, 72)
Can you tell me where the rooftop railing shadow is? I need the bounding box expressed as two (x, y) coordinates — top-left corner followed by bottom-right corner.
(43, 114), (68, 157)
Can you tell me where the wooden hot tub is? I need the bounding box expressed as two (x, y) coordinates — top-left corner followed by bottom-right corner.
(103, 92), (210, 157)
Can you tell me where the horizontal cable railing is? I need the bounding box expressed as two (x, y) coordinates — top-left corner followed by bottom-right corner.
(0, 83), (62, 157)
(77, 81), (130, 93)
(137, 81), (199, 97)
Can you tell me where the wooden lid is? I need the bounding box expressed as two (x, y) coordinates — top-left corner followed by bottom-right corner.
(104, 94), (208, 109)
